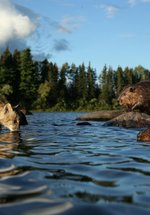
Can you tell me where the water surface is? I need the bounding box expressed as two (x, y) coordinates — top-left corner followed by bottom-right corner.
(0, 112), (149, 215)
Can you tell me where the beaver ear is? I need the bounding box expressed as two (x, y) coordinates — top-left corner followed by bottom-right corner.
(4, 103), (13, 114)
(129, 87), (135, 92)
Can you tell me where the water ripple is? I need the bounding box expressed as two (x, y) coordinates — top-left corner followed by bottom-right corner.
(0, 112), (149, 215)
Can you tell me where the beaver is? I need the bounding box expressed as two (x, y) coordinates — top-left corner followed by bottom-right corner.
(0, 102), (20, 131)
(137, 128), (150, 142)
(118, 80), (150, 114)
(0, 100), (28, 131)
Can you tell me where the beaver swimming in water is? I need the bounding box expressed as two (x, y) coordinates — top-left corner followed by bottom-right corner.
(118, 80), (150, 114)
(137, 128), (150, 142)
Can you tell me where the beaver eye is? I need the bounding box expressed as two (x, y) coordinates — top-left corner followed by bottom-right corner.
(129, 87), (135, 92)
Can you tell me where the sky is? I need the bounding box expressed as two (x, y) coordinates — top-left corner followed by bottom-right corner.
(0, 0), (150, 74)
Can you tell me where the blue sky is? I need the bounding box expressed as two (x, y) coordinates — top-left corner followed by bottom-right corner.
(1, 0), (150, 74)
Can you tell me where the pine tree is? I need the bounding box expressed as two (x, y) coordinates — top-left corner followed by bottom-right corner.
(78, 63), (87, 100)
(99, 65), (114, 106)
(134, 65), (150, 81)
(124, 67), (133, 85)
(107, 66), (115, 103)
(19, 48), (38, 108)
(64, 63), (80, 109)
(47, 62), (59, 106)
(40, 59), (49, 83)
(99, 65), (108, 102)
(0, 48), (19, 102)
(115, 66), (124, 97)
(87, 62), (97, 100)
(0, 48), (15, 86)
(58, 63), (68, 102)
(12, 49), (21, 104)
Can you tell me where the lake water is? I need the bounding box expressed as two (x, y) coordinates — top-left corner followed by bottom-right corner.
(0, 112), (149, 215)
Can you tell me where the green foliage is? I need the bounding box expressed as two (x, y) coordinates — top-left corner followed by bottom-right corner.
(115, 66), (124, 97)
(34, 81), (51, 109)
(0, 47), (150, 111)
(99, 65), (115, 105)
(19, 49), (39, 108)
(87, 63), (97, 100)
(0, 84), (13, 96)
(78, 63), (88, 100)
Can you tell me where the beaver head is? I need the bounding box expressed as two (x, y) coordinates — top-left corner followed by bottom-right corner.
(118, 85), (140, 110)
(0, 103), (20, 131)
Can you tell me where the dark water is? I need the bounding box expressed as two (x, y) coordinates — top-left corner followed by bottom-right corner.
(0, 112), (149, 215)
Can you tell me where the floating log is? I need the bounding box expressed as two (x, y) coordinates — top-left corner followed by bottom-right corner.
(76, 110), (124, 121)
(76, 122), (92, 126)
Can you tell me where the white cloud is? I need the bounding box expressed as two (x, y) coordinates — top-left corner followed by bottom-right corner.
(128, 0), (150, 6)
(128, 0), (138, 6)
(0, 0), (37, 46)
(96, 4), (119, 18)
(58, 16), (86, 33)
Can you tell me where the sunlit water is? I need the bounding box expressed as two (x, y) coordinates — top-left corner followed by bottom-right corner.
(0, 112), (149, 215)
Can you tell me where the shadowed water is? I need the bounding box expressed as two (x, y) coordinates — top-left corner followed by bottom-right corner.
(0, 112), (149, 215)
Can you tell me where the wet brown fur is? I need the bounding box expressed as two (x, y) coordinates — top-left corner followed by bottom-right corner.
(118, 80), (150, 114)
(0, 102), (20, 131)
(137, 128), (150, 142)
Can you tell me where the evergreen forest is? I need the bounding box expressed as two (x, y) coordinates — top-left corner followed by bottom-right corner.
(0, 47), (150, 111)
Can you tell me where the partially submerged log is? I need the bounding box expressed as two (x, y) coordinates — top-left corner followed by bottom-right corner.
(76, 122), (92, 126)
(104, 112), (150, 128)
(76, 110), (124, 121)
(76, 110), (150, 129)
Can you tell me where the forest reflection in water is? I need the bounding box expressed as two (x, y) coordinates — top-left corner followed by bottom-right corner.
(0, 131), (21, 159)
(0, 112), (149, 215)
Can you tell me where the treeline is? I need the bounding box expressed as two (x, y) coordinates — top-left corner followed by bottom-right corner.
(0, 47), (150, 111)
